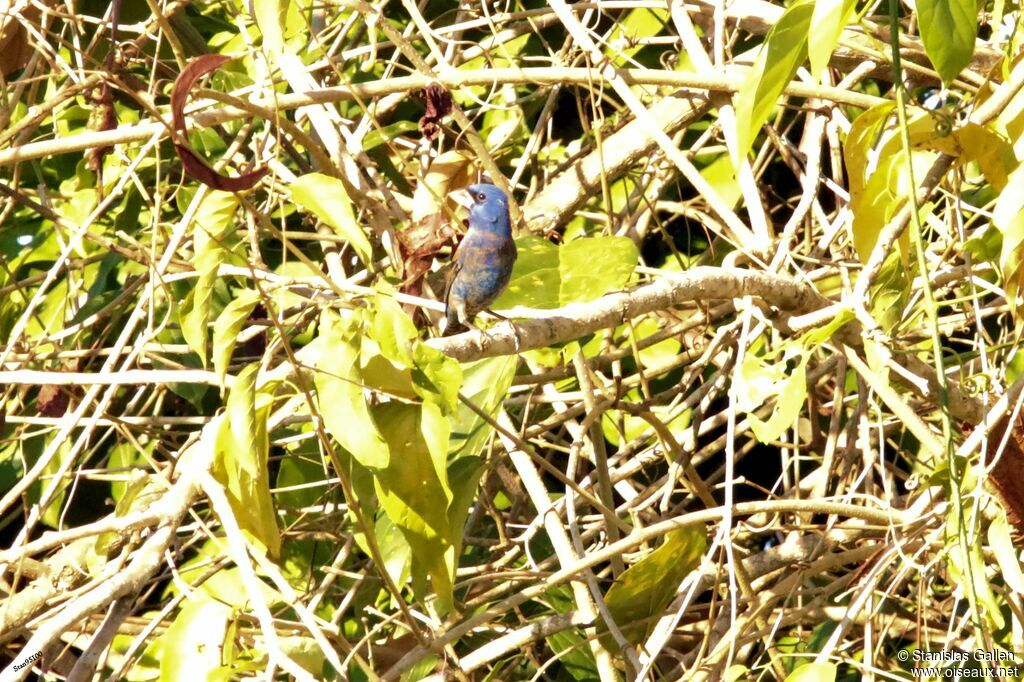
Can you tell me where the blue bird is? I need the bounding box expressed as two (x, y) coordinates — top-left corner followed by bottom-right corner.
(444, 183), (517, 335)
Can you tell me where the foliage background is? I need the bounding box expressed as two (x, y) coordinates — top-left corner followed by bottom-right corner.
(1, 0), (1023, 680)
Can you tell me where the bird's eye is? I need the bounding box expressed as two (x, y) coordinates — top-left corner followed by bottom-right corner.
(476, 192), (486, 201)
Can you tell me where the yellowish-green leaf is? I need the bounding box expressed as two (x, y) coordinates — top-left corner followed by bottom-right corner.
(495, 236), (638, 309)
(213, 363), (282, 556)
(38, 439), (71, 529)
(736, 350), (808, 444)
(108, 441), (155, 505)
(182, 191), (240, 366)
(946, 505), (1005, 631)
(725, 665), (749, 682)
(917, 0), (978, 85)
(604, 7), (669, 65)
(845, 103), (897, 217)
(370, 295), (417, 366)
(912, 122), (1016, 191)
(448, 356), (518, 460)
(315, 314), (390, 468)
(988, 509), (1024, 593)
(603, 524), (707, 649)
(253, 0), (288, 55)
(994, 162), (1024, 319)
(785, 662), (837, 682)
(212, 289), (261, 388)
(808, 0), (857, 79)
(291, 173), (373, 266)
(373, 402), (456, 612)
(733, 0), (814, 161)
(848, 110), (937, 264)
(159, 596), (231, 682)
(412, 343), (462, 415)
(700, 154), (742, 207)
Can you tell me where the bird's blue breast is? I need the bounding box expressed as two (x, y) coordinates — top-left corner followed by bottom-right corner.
(450, 230), (516, 313)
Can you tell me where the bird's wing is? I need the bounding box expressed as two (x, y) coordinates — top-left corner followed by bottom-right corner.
(443, 235), (469, 309)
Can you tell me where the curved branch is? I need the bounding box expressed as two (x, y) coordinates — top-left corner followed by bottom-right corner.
(427, 267), (832, 362)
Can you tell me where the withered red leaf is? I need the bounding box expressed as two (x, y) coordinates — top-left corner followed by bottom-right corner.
(419, 84), (453, 141)
(37, 385), (70, 418)
(171, 54), (268, 191)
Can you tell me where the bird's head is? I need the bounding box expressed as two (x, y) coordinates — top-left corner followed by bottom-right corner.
(454, 183), (511, 237)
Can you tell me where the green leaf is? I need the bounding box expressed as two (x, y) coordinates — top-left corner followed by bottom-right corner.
(735, 350), (808, 444)
(602, 385), (691, 447)
(494, 236), (639, 309)
(38, 439), (71, 529)
(732, 0), (815, 161)
(546, 627), (599, 681)
(988, 510), (1024, 593)
(276, 453), (328, 512)
(108, 441), (155, 504)
(784, 662), (837, 682)
(797, 308), (855, 348)
(253, 0), (288, 55)
(369, 295), (417, 366)
(373, 402), (456, 612)
(362, 121), (420, 151)
(411, 343), (462, 415)
(917, 0), (978, 85)
(291, 173), (373, 267)
(945, 504), (1005, 630)
(808, 0), (857, 79)
(603, 524), (707, 649)
(212, 289), (261, 388)
(993, 161), (1024, 320)
(279, 635), (327, 678)
(448, 356), (518, 460)
(159, 596), (231, 682)
(213, 363), (282, 556)
(314, 314), (390, 469)
(181, 191), (240, 366)
(604, 7), (669, 64)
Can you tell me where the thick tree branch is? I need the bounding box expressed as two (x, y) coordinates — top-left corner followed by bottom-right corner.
(428, 267), (831, 362)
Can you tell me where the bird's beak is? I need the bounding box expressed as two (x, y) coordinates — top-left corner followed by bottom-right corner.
(450, 188), (474, 210)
